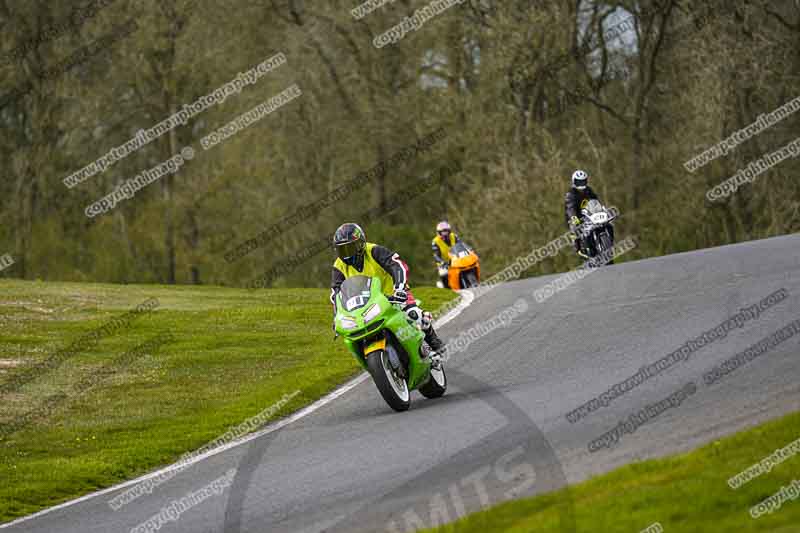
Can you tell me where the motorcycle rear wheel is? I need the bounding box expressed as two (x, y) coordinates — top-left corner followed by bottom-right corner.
(419, 364), (447, 399)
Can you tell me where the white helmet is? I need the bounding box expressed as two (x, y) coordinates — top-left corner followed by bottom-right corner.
(571, 170), (589, 190)
(436, 220), (451, 233)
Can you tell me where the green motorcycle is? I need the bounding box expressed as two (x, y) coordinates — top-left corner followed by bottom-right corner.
(334, 275), (447, 412)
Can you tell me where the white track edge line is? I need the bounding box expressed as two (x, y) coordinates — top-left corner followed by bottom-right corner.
(0, 288), (475, 529)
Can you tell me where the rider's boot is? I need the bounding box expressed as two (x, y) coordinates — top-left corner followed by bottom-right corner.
(421, 311), (445, 366)
(573, 237), (583, 255)
(425, 327), (445, 353)
(576, 235), (591, 259)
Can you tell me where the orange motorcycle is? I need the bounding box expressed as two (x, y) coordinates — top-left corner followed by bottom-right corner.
(437, 242), (480, 289)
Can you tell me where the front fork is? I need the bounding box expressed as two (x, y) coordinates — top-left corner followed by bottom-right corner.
(365, 333), (408, 378)
(364, 336), (386, 357)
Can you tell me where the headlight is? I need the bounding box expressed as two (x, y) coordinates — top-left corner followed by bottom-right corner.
(363, 304), (381, 322)
(339, 317), (358, 330)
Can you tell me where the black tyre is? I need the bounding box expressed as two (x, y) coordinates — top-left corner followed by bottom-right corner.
(462, 270), (479, 288)
(419, 364), (447, 399)
(597, 232), (614, 265)
(367, 351), (410, 412)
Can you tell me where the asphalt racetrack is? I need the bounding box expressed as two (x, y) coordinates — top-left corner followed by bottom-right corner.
(4, 234), (799, 533)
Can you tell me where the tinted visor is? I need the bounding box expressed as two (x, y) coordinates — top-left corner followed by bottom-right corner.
(573, 177), (587, 189)
(336, 240), (362, 261)
(438, 230), (450, 239)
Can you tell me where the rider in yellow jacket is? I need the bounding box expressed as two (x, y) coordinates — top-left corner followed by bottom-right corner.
(431, 221), (460, 288)
(330, 222), (445, 354)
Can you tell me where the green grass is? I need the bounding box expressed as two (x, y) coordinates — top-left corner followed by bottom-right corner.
(0, 279), (457, 523)
(423, 411), (800, 533)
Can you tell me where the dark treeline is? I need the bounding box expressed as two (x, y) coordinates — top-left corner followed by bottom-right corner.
(0, 0), (798, 288)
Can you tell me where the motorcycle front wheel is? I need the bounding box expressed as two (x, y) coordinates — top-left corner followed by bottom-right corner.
(367, 350), (411, 412)
(597, 232), (614, 265)
(461, 270), (479, 288)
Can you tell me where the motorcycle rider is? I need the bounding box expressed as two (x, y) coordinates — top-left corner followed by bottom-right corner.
(331, 222), (446, 356)
(431, 221), (461, 288)
(564, 169), (612, 258)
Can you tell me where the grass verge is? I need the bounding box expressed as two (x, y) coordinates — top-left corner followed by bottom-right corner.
(0, 279), (457, 523)
(423, 410), (800, 532)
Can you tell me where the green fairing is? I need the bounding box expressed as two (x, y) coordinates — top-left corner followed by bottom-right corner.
(335, 276), (431, 391)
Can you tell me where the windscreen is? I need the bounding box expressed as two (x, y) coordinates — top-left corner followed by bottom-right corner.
(448, 242), (473, 259)
(339, 276), (373, 312)
(585, 199), (603, 214)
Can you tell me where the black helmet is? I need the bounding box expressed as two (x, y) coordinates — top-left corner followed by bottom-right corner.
(333, 223), (366, 267)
